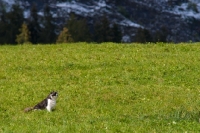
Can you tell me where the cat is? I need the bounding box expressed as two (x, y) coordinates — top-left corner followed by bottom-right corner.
(24, 91), (58, 112)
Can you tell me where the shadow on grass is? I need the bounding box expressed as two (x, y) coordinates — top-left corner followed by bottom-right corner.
(169, 109), (200, 122)
(138, 108), (200, 123)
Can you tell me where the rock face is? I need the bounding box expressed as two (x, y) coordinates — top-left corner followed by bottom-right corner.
(2, 0), (200, 42)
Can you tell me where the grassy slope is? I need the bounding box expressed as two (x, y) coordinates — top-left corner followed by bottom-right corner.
(0, 43), (200, 132)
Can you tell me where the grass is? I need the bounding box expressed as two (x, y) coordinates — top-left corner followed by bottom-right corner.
(1, 42), (200, 132)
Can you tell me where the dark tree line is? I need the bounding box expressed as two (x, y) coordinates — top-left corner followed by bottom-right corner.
(0, 4), (24, 44)
(0, 2), (170, 44)
(0, 3), (122, 45)
(135, 27), (169, 43)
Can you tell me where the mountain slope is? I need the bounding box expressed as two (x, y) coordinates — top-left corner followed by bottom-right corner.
(1, 0), (200, 42)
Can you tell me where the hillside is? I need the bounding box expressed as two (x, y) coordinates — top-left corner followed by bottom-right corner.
(1, 43), (200, 132)
(1, 0), (200, 42)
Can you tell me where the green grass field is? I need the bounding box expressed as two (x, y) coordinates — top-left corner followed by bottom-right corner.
(1, 43), (200, 132)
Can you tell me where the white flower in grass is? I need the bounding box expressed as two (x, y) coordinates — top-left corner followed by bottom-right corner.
(172, 121), (176, 124)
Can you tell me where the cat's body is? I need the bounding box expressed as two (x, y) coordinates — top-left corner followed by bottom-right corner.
(24, 91), (58, 112)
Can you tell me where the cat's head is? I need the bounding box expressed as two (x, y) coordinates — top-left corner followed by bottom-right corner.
(49, 91), (58, 99)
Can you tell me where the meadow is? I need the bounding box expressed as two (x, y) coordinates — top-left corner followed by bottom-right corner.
(0, 43), (200, 132)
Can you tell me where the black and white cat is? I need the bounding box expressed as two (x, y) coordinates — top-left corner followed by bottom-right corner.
(24, 91), (58, 112)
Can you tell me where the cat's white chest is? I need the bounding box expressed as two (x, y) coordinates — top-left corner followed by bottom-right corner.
(46, 99), (56, 112)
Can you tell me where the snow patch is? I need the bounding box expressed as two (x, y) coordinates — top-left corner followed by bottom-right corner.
(2, 0), (15, 5)
(119, 19), (142, 28)
(172, 2), (200, 19)
(122, 35), (131, 42)
(57, 2), (92, 13)
(23, 10), (30, 19)
(56, 1), (108, 16)
(97, 0), (106, 7)
(1, 0), (15, 11)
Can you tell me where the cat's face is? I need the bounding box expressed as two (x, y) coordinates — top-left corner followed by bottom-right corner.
(49, 91), (58, 99)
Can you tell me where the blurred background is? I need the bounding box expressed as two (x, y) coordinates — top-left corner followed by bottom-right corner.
(0, 0), (200, 44)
